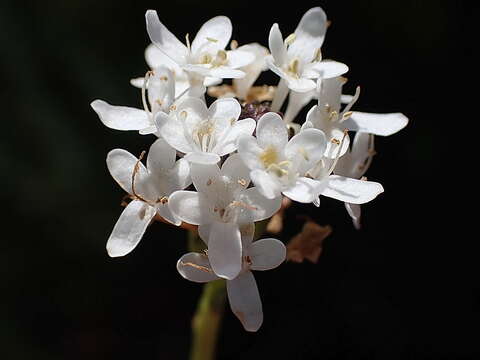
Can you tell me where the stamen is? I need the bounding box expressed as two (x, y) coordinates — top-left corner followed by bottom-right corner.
(180, 261), (212, 273)
(287, 58), (300, 77)
(313, 47), (322, 62)
(237, 179), (247, 187)
(230, 201), (258, 211)
(131, 151), (150, 203)
(141, 70), (154, 114)
(284, 33), (296, 46)
(206, 37), (218, 43)
(185, 33), (191, 51)
(326, 129), (348, 176)
(158, 196), (168, 205)
(340, 86), (361, 120)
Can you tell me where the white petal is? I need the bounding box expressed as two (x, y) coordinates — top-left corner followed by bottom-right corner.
(207, 67), (246, 79)
(198, 224), (211, 245)
(250, 169), (282, 200)
(148, 66), (175, 113)
(155, 112), (194, 154)
(237, 187), (282, 223)
(343, 112), (409, 136)
(147, 138), (176, 173)
(226, 49), (255, 69)
(106, 149), (149, 196)
(157, 203), (182, 226)
(345, 203), (362, 230)
(286, 77), (316, 93)
(268, 23), (287, 66)
(177, 252), (219, 283)
(335, 132), (373, 179)
(184, 152), (221, 164)
(191, 16), (232, 54)
(256, 112), (289, 150)
(208, 222), (242, 280)
(190, 162), (221, 201)
(130, 77), (144, 88)
(106, 200), (156, 257)
(176, 96), (210, 129)
(144, 43), (180, 71)
(220, 153), (251, 189)
(168, 191), (212, 225)
(91, 100), (150, 131)
(215, 118), (256, 156)
(283, 89), (315, 123)
(145, 10), (188, 64)
(227, 271), (263, 332)
(285, 128), (327, 173)
(169, 158), (192, 191)
(288, 7), (327, 62)
(271, 77), (289, 112)
(209, 97), (241, 122)
(307, 61), (349, 79)
(233, 43), (269, 99)
(237, 135), (264, 170)
(249, 238), (286, 271)
(321, 175), (384, 204)
(283, 177), (326, 203)
(324, 128), (350, 159)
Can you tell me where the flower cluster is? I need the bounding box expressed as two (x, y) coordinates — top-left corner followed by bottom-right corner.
(91, 7), (408, 332)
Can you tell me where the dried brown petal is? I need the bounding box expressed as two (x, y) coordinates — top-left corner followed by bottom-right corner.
(286, 221), (332, 263)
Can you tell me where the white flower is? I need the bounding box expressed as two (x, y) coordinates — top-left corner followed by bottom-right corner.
(145, 10), (254, 96)
(91, 66), (176, 135)
(156, 97), (256, 164)
(334, 132), (375, 229)
(237, 112), (328, 203)
(305, 76), (409, 158)
(130, 44), (222, 99)
(305, 132), (383, 207)
(105, 138), (191, 257)
(267, 7), (348, 114)
(168, 155), (281, 279)
(177, 233), (286, 332)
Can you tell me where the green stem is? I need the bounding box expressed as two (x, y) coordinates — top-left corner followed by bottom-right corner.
(187, 220), (269, 360)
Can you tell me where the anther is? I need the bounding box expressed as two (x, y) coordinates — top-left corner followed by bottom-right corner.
(284, 33), (296, 46)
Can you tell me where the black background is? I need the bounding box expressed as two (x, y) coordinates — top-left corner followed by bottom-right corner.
(0, 1), (473, 359)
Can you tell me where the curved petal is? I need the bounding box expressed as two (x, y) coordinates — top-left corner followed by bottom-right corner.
(147, 138), (176, 173)
(177, 252), (219, 283)
(283, 177), (326, 203)
(250, 169), (282, 200)
(148, 66), (175, 112)
(184, 151), (221, 164)
(155, 112), (194, 154)
(190, 162), (221, 201)
(226, 49), (255, 69)
(249, 238), (286, 271)
(286, 77), (316, 93)
(191, 16), (232, 54)
(237, 187), (282, 223)
(288, 7), (327, 62)
(227, 271), (263, 332)
(343, 112), (409, 136)
(176, 96), (209, 129)
(157, 202), (182, 226)
(145, 10), (188, 64)
(106, 149), (149, 196)
(306, 61), (349, 79)
(145, 43), (180, 71)
(106, 200), (156, 257)
(208, 222), (242, 280)
(345, 202), (362, 230)
(285, 128), (327, 173)
(209, 97), (241, 123)
(168, 190), (212, 225)
(91, 100), (150, 131)
(220, 153), (251, 189)
(321, 175), (384, 204)
(237, 135), (264, 170)
(268, 23), (287, 66)
(256, 112), (289, 150)
(165, 158), (192, 193)
(215, 118), (256, 156)
(207, 67), (246, 79)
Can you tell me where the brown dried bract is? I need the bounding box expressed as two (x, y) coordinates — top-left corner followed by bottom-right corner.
(286, 221), (332, 263)
(266, 197), (292, 234)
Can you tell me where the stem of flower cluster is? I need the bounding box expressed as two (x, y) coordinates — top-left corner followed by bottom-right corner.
(188, 231), (226, 360)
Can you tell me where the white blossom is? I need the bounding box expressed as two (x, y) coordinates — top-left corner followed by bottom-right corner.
(156, 97), (255, 164)
(92, 66), (176, 135)
(105, 139), (191, 257)
(237, 111), (329, 204)
(177, 232), (286, 332)
(145, 10), (255, 97)
(168, 155), (281, 279)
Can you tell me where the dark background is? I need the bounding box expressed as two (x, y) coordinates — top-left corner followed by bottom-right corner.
(0, 1), (473, 359)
